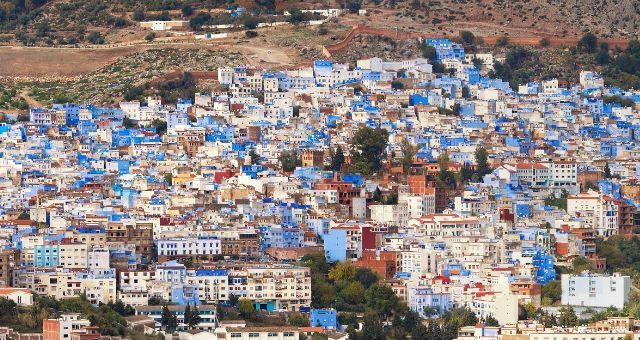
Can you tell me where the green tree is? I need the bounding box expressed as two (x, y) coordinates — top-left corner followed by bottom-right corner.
(420, 43), (437, 61)
(571, 256), (595, 274)
(181, 4), (193, 17)
(391, 80), (404, 90)
(438, 153), (456, 188)
(350, 127), (389, 175)
(411, 322), (428, 339)
(249, 148), (260, 164)
(114, 17), (128, 28)
(544, 191), (569, 211)
(400, 138), (418, 172)
(243, 16), (258, 29)
(520, 302), (538, 320)
(577, 32), (598, 53)
(443, 307), (478, 328)
(604, 162), (612, 178)
(288, 9), (305, 24)
(288, 312), (309, 326)
(278, 150), (301, 172)
(496, 36), (509, 46)
(133, 8), (145, 21)
(426, 319), (442, 339)
(539, 37), (550, 47)
(541, 280), (561, 306)
(229, 294), (240, 307)
(300, 252), (330, 276)
(123, 116), (138, 128)
(595, 49), (611, 65)
(354, 267), (379, 289)
(459, 30), (474, 45)
(151, 119), (167, 135)
(603, 95), (635, 107)
(328, 261), (356, 282)
(361, 312), (385, 340)
(540, 311), (557, 327)
(238, 299), (256, 320)
(87, 31), (104, 44)
(311, 279), (337, 307)
(339, 281), (366, 305)
(189, 12), (211, 30)
(187, 304), (201, 329)
(330, 146), (345, 172)
(474, 146), (491, 177)
(345, 0), (362, 13)
(372, 187), (383, 202)
(365, 284), (399, 318)
(459, 162), (474, 183)
(558, 306), (578, 327)
(160, 305), (178, 332)
(484, 315), (500, 326)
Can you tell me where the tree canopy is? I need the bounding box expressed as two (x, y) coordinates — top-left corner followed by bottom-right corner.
(349, 127), (389, 175)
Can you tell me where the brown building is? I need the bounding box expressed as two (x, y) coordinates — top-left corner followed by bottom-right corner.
(577, 170), (603, 192)
(221, 233), (260, 258)
(0, 250), (17, 287)
(247, 126), (261, 142)
(105, 223), (154, 259)
(301, 150), (324, 168)
(617, 199), (640, 235)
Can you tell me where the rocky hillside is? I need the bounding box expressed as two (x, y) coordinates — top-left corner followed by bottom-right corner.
(370, 0), (639, 38)
(0, 0), (638, 46)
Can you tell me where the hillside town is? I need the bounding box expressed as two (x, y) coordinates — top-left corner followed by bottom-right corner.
(2, 35), (640, 340)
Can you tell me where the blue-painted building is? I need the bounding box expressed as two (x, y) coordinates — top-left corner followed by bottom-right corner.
(310, 309), (338, 329)
(324, 229), (347, 263)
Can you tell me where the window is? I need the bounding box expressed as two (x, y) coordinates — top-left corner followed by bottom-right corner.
(249, 333), (259, 338)
(230, 333), (242, 338)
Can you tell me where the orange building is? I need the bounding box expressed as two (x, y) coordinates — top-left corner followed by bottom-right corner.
(314, 177), (359, 206)
(354, 250), (399, 279)
(43, 319), (61, 340)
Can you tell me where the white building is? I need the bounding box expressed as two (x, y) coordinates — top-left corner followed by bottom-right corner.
(156, 237), (222, 257)
(567, 192), (619, 237)
(561, 273), (631, 309)
(0, 287), (33, 306)
(369, 203), (409, 226)
(401, 194), (436, 218)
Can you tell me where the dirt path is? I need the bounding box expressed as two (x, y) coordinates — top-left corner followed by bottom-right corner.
(19, 89), (43, 108)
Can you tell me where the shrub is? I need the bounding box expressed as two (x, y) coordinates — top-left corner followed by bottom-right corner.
(245, 30), (258, 38)
(133, 8), (145, 21)
(181, 4), (193, 17)
(459, 30), (474, 45)
(87, 31), (104, 44)
(496, 36), (509, 46)
(243, 16), (258, 30)
(114, 17), (128, 28)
